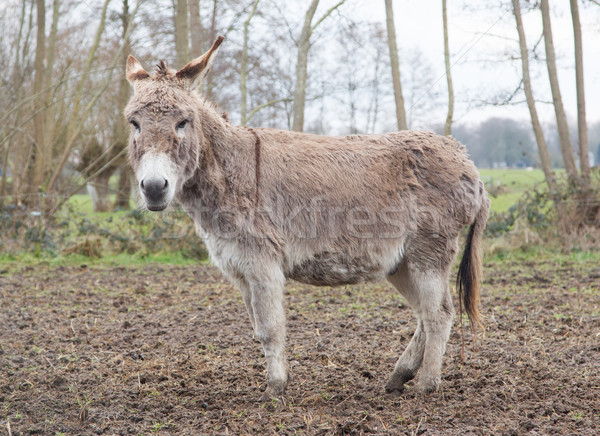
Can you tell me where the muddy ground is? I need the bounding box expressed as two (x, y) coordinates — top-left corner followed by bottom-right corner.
(1, 255), (599, 435)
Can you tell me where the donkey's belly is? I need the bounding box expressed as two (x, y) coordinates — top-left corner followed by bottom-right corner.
(287, 251), (394, 287)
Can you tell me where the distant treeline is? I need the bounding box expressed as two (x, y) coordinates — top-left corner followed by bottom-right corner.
(448, 118), (600, 169)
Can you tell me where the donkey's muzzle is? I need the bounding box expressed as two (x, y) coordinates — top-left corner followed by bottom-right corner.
(140, 178), (169, 211)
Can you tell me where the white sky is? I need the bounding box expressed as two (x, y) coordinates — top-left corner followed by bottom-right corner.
(351, 0), (600, 127)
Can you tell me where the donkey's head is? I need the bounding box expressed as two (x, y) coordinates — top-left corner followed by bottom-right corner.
(124, 36), (224, 211)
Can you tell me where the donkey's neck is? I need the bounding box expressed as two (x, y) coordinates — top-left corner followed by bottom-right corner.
(178, 102), (258, 215)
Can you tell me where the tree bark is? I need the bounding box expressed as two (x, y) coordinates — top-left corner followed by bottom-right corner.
(512, 0), (555, 191)
(540, 0), (579, 183)
(291, 0), (345, 132)
(292, 0), (319, 132)
(87, 174), (112, 213)
(43, 0), (60, 186)
(31, 0), (46, 201)
(204, 0), (218, 99)
(240, 0), (260, 126)
(9, 0), (31, 205)
(570, 0), (590, 183)
(384, 0), (407, 130)
(114, 0), (133, 210)
(175, 0), (190, 68)
(189, 0), (203, 58)
(442, 0), (453, 136)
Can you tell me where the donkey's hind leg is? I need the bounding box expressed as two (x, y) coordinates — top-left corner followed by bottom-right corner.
(386, 259), (455, 393)
(414, 272), (454, 393)
(385, 261), (427, 393)
(385, 319), (425, 393)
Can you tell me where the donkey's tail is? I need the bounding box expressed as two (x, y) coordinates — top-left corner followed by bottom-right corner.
(456, 189), (490, 330)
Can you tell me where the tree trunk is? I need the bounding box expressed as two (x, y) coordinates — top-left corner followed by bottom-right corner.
(115, 168), (132, 209)
(87, 174), (112, 213)
(6, 0), (30, 206)
(241, 0), (260, 126)
(175, 0), (190, 68)
(43, 0), (60, 193)
(384, 0), (407, 130)
(442, 0), (454, 136)
(189, 0), (203, 58)
(114, 0), (132, 210)
(540, 0), (579, 183)
(291, 0), (345, 132)
(204, 0), (218, 99)
(570, 0), (590, 183)
(512, 0), (555, 191)
(292, 0), (319, 132)
(31, 0), (46, 202)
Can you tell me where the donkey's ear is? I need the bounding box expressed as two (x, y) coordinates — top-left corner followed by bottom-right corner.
(126, 55), (150, 85)
(176, 35), (224, 88)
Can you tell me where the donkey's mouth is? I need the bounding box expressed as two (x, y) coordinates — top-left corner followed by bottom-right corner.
(147, 204), (168, 212)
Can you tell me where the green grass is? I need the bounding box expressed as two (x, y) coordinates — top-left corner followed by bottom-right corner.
(0, 251), (203, 270)
(478, 168), (547, 213)
(486, 243), (600, 264)
(66, 194), (135, 216)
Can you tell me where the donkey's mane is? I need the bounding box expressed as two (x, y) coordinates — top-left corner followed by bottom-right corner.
(156, 61), (169, 76)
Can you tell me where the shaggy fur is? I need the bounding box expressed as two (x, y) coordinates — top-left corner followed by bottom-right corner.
(124, 37), (490, 399)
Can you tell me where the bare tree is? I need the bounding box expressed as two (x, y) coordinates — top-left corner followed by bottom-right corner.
(570, 0), (590, 183)
(46, 0), (142, 213)
(442, 0), (453, 136)
(292, 0), (345, 132)
(45, 0), (112, 200)
(511, 0), (555, 190)
(540, 0), (579, 183)
(384, 0), (407, 131)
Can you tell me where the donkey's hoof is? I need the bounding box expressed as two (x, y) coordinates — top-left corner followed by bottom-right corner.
(385, 385), (405, 396)
(385, 369), (414, 395)
(416, 376), (440, 394)
(259, 392), (283, 403)
(259, 381), (286, 402)
(385, 378), (406, 395)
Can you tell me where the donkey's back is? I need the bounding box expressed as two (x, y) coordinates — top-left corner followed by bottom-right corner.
(253, 129), (486, 289)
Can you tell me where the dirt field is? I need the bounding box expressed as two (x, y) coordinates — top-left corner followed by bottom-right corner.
(1, 254), (599, 435)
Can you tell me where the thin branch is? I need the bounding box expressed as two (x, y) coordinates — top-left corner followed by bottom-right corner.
(310, 0), (345, 34)
(246, 98), (293, 123)
(270, 1), (297, 45)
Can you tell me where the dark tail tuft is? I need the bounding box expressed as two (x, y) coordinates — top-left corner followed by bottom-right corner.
(456, 195), (490, 330)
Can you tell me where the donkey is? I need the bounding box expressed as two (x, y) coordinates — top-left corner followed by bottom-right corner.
(124, 36), (490, 399)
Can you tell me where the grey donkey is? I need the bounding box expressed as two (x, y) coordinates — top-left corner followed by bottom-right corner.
(124, 36), (490, 399)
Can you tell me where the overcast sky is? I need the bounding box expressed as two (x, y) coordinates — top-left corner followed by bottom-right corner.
(351, 0), (600, 127)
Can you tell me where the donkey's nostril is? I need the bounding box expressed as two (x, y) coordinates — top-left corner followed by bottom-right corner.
(140, 178), (169, 204)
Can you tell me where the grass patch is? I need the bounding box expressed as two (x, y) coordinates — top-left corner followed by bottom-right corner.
(479, 168), (547, 213)
(0, 250), (204, 270)
(485, 243), (600, 265)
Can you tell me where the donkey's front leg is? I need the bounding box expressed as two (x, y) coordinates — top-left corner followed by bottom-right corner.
(247, 266), (288, 399)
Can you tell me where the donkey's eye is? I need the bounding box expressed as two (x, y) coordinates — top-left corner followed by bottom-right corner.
(176, 120), (188, 130)
(130, 119), (140, 130)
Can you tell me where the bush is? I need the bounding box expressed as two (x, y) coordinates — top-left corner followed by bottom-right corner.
(0, 201), (208, 260)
